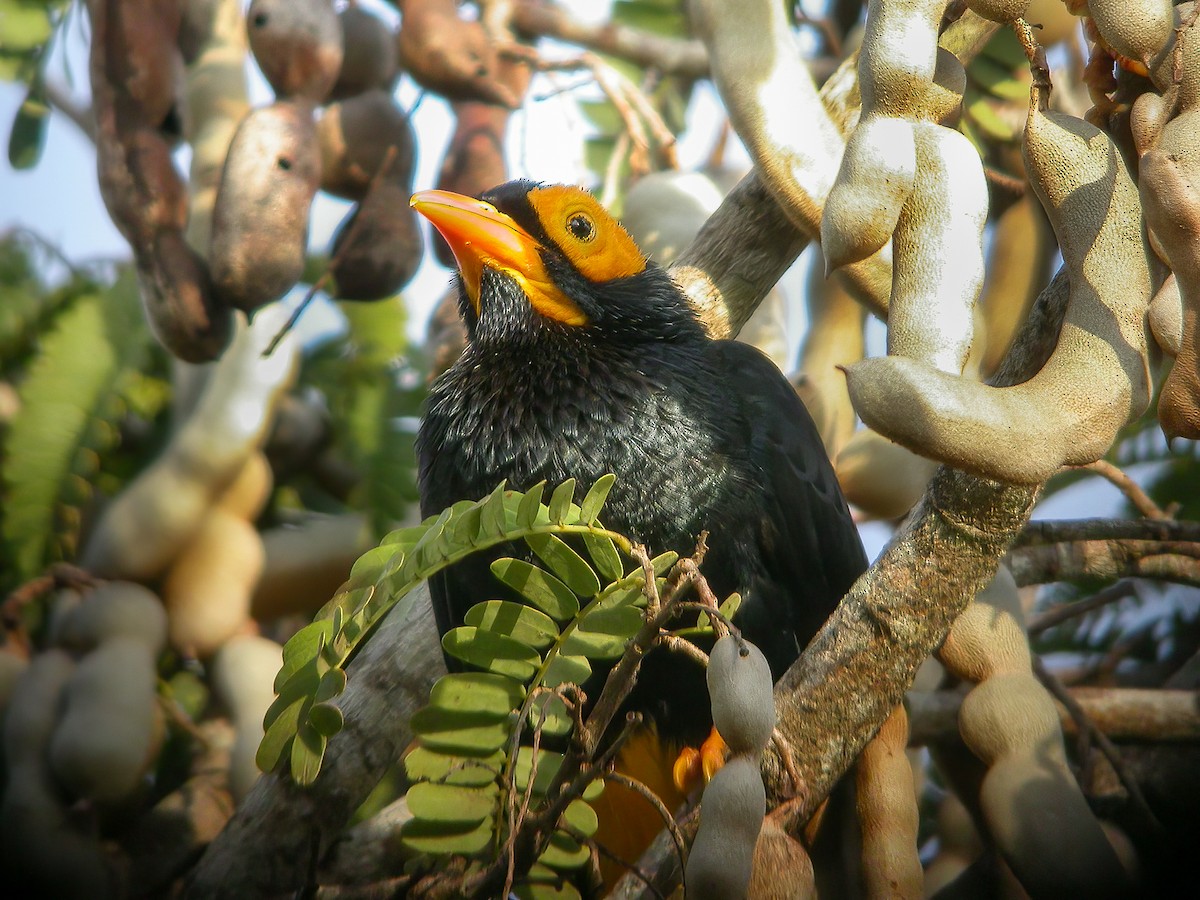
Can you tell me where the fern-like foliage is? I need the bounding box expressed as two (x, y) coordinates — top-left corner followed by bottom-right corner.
(257, 476), (705, 898)
(1, 267), (152, 589)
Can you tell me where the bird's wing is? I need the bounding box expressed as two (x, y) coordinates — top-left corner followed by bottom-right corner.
(708, 339), (868, 668)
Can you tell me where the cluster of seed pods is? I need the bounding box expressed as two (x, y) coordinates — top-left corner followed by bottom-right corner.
(822, 0), (986, 375)
(684, 634), (776, 899)
(844, 54), (1155, 483)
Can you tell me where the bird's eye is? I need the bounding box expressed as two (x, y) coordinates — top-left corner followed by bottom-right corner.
(566, 212), (596, 243)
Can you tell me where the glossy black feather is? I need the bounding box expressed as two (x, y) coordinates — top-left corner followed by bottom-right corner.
(417, 184), (866, 749)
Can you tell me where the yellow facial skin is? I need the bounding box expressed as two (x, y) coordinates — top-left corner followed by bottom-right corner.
(411, 186), (647, 326)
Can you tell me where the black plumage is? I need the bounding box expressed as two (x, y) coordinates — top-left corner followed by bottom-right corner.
(415, 179), (867, 753)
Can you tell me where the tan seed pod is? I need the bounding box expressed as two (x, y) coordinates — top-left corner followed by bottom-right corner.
(210, 634), (283, 800)
(210, 101), (320, 314)
(855, 705), (922, 899)
(137, 230), (233, 363)
(859, 0), (945, 119)
(821, 116), (917, 272)
(1089, 0), (1174, 70)
(747, 817), (815, 899)
(1025, 0), (1081, 47)
(395, 0), (517, 106)
(317, 89), (416, 201)
(52, 581), (167, 655)
(252, 513), (371, 621)
(684, 754), (766, 900)
(214, 451), (274, 521)
(835, 428), (937, 520)
(707, 635), (775, 755)
(964, 0), (1030, 24)
(845, 103), (1153, 483)
(246, 0), (342, 102)
(330, 180), (424, 301)
(1129, 86), (1176, 157)
(49, 638), (162, 804)
(161, 509), (265, 658)
(1149, 274), (1182, 357)
(926, 47), (967, 125)
(330, 5), (398, 100)
(887, 122), (986, 373)
(99, 0), (184, 129)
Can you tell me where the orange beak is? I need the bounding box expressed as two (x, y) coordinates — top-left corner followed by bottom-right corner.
(410, 189), (587, 326)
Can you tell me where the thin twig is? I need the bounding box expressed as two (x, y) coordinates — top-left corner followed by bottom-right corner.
(588, 839), (666, 900)
(1071, 460), (1170, 520)
(1031, 656), (1166, 836)
(1026, 580), (1138, 637)
(655, 632), (711, 668)
(606, 772), (690, 872)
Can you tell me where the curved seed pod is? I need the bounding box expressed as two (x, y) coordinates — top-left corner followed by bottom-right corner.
(330, 179), (424, 301)
(52, 581), (167, 655)
(211, 635), (283, 800)
(139, 229), (233, 362)
(101, 0), (184, 130)
(926, 47), (967, 125)
(1130, 86), (1176, 157)
(859, 0), (946, 119)
(888, 122), (986, 373)
(162, 509), (264, 657)
(317, 89), (416, 201)
(1149, 274), (1182, 357)
(845, 100), (1154, 483)
(81, 309), (296, 580)
(964, 0), (1030, 24)
(938, 565), (1026, 684)
(1089, 0), (1174, 71)
(707, 635), (775, 755)
(49, 638), (162, 804)
(331, 5), (398, 100)
(835, 428), (938, 520)
(2, 650), (74, 767)
(246, 0), (342, 102)
(748, 817), (815, 898)
(798, 263), (866, 457)
(684, 754), (766, 900)
(821, 116), (917, 272)
(1141, 126), (1200, 438)
(210, 101), (320, 315)
(1025, 0), (1082, 47)
(968, 192), (1057, 378)
(395, 0), (517, 106)
(855, 705), (922, 899)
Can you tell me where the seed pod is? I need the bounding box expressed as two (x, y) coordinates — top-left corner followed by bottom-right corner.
(137, 230), (233, 363)
(964, 0), (1030, 24)
(0, 646), (26, 715)
(52, 581), (167, 655)
(684, 754), (766, 900)
(49, 638), (162, 804)
(821, 116), (917, 272)
(246, 0), (342, 102)
(210, 101), (320, 315)
(395, 0), (517, 106)
(856, 705), (922, 899)
(926, 47), (967, 125)
(162, 509), (265, 657)
(329, 179), (424, 301)
(845, 100), (1153, 482)
(99, 0), (184, 129)
(1088, 0), (1174, 71)
(1130, 86), (1176, 157)
(835, 427), (937, 520)
(317, 89), (416, 201)
(331, 5), (398, 100)
(1149, 274), (1182, 357)
(707, 635), (775, 755)
(859, 0), (945, 119)
(211, 634), (283, 800)
(888, 122), (986, 373)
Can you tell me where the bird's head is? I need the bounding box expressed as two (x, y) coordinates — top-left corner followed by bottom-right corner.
(411, 180), (703, 345)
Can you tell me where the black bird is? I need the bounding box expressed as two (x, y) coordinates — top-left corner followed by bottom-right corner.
(411, 179), (866, 873)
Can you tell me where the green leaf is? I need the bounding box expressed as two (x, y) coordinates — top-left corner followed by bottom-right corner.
(465, 600), (560, 650)
(719, 592), (742, 621)
(969, 54), (1029, 101)
(349, 543), (404, 584)
(490, 558), (580, 620)
(442, 627), (541, 681)
(578, 473), (615, 523)
(308, 702), (345, 737)
(410, 707), (513, 755)
(404, 747), (504, 786)
(291, 721), (328, 785)
(649, 551), (678, 575)
(967, 94), (1016, 141)
(276, 620), (334, 690)
(582, 533), (623, 582)
(548, 478), (576, 524)
(528, 692), (573, 737)
(594, 577), (647, 610)
(525, 535), (601, 598)
(513, 747), (566, 796)
(537, 831), (590, 870)
(516, 481), (546, 528)
(429, 671), (526, 716)
(514, 881), (582, 900)
(399, 817), (494, 856)
(0, 0), (53, 52)
(8, 87), (48, 170)
(405, 781), (498, 825)
(542, 654), (591, 688)
(256, 696), (305, 774)
(563, 799), (599, 838)
(564, 605), (641, 659)
(313, 668), (348, 703)
(479, 482), (509, 539)
(2, 272), (150, 581)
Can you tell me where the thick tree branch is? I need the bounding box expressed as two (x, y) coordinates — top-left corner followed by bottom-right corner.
(187, 586), (445, 898)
